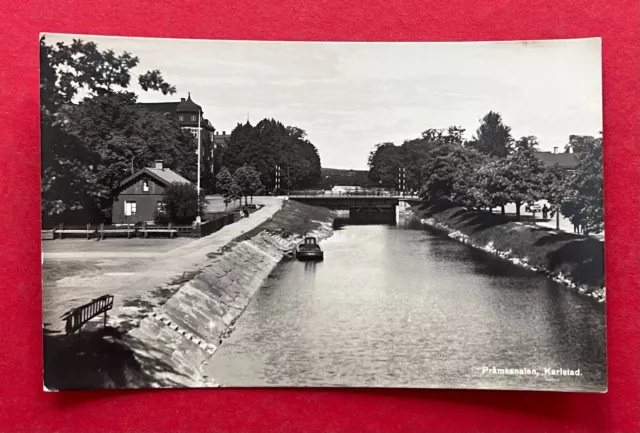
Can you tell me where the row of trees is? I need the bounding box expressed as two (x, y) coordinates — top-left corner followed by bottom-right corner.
(367, 112), (604, 233)
(222, 119), (322, 193)
(41, 36), (195, 226)
(216, 164), (264, 207)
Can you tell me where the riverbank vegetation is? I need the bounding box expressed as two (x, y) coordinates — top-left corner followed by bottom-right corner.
(367, 111), (604, 234)
(412, 199), (605, 299)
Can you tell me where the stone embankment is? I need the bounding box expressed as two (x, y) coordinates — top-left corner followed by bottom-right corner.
(412, 200), (605, 302)
(126, 200), (336, 388)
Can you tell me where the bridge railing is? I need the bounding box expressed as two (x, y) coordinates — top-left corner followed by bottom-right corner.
(286, 190), (421, 199)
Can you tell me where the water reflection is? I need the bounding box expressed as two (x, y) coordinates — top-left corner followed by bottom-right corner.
(207, 215), (606, 391)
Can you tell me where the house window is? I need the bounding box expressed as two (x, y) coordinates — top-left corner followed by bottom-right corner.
(143, 180), (149, 192)
(178, 115), (184, 121)
(191, 115), (196, 121)
(157, 201), (165, 213)
(210, 163), (214, 173)
(210, 132), (214, 141)
(124, 201), (137, 216)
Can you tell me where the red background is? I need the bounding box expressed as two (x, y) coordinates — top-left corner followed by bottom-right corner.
(0, 0), (638, 431)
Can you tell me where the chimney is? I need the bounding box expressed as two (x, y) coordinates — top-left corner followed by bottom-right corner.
(154, 160), (164, 170)
(180, 98), (186, 102)
(223, 130), (226, 135)
(553, 147), (558, 154)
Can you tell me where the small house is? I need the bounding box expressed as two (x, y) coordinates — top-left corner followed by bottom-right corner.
(112, 160), (191, 224)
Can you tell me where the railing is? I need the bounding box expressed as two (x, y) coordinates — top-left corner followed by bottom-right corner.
(61, 294), (114, 335)
(287, 191), (421, 199)
(45, 212), (245, 240)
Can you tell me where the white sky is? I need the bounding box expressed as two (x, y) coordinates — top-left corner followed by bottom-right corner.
(46, 34), (602, 170)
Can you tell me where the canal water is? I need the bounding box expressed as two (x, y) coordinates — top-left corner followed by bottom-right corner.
(206, 215), (606, 391)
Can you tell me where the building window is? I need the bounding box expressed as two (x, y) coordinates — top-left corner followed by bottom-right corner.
(210, 132), (214, 141)
(210, 163), (214, 173)
(157, 201), (165, 213)
(191, 115), (196, 121)
(178, 115), (184, 121)
(124, 201), (137, 216)
(143, 180), (149, 192)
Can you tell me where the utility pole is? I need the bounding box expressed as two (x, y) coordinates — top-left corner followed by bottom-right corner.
(196, 109), (202, 224)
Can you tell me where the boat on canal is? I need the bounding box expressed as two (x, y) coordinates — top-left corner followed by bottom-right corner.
(296, 236), (324, 261)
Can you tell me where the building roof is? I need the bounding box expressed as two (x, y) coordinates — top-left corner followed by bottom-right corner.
(176, 93), (202, 113)
(134, 101), (180, 115)
(534, 151), (579, 169)
(118, 166), (191, 189)
(135, 93), (203, 115)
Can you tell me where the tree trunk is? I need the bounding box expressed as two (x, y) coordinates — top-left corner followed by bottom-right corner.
(244, 195), (248, 206)
(556, 208), (560, 230)
(501, 205), (505, 215)
(515, 201), (521, 220)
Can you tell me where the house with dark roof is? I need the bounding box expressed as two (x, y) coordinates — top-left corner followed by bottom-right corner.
(534, 149), (579, 171)
(112, 160), (191, 224)
(135, 93), (230, 193)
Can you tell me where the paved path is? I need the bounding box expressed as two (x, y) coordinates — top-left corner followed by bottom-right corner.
(43, 197), (284, 334)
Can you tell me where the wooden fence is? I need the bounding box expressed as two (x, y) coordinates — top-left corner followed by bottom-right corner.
(197, 213), (236, 237)
(45, 213), (239, 240)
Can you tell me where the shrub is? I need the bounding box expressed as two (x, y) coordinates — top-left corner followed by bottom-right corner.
(161, 182), (205, 225)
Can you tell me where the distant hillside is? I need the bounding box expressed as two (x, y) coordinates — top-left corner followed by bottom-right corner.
(319, 168), (371, 188)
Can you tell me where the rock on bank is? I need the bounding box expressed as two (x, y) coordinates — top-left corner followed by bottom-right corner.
(412, 200), (605, 302)
(126, 200), (336, 388)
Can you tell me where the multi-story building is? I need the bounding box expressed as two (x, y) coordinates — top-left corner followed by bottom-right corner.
(136, 93), (230, 193)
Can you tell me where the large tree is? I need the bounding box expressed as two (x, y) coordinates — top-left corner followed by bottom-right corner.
(419, 144), (485, 203)
(542, 164), (570, 229)
(61, 93), (196, 219)
(468, 111), (513, 158)
(561, 135), (603, 233)
(367, 142), (402, 188)
(216, 167), (240, 210)
(499, 140), (547, 220)
(40, 36), (177, 224)
(223, 119), (321, 192)
(234, 164), (264, 205)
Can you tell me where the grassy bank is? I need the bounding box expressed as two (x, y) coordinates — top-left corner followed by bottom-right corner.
(233, 199), (335, 243)
(412, 200), (605, 301)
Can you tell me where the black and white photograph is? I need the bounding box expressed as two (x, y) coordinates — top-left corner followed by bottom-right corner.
(41, 34), (605, 392)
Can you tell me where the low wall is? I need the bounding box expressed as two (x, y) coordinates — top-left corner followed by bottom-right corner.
(125, 200), (336, 388)
(412, 200), (605, 303)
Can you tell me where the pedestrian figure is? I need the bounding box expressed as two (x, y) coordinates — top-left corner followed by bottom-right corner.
(542, 204), (549, 220)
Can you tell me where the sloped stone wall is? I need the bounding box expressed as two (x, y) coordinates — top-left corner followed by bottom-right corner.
(126, 231), (299, 387)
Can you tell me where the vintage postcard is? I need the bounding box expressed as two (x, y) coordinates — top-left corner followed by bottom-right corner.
(41, 34), (605, 391)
